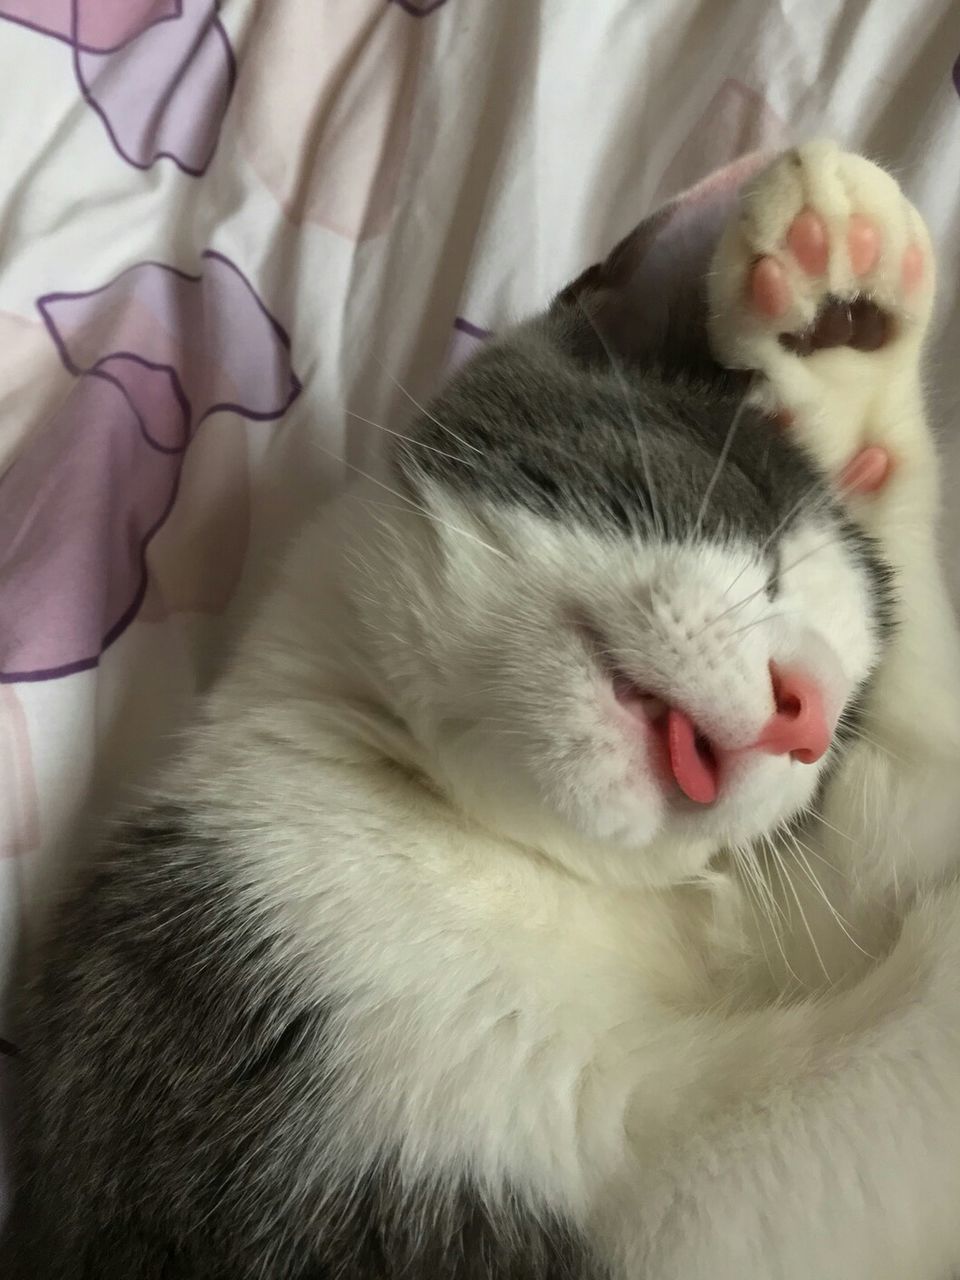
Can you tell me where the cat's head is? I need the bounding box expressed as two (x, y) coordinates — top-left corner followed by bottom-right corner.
(349, 236), (893, 889)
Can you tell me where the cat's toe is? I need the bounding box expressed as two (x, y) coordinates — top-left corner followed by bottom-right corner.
(846, 213), (881, 276)
(748, 256), (792, 319)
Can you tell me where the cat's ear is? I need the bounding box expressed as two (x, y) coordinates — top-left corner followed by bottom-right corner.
(551, 153), (768, 379)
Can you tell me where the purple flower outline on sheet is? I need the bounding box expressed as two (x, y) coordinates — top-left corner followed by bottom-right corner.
(0, 0), (180, 53)
(447, 315), (491, 372)
(0, 252), (301, 684)
(389, 0), (451, 16)
(0, 0), (235, 175)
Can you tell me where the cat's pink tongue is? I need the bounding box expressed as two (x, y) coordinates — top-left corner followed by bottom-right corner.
(666, 707), (719, 805)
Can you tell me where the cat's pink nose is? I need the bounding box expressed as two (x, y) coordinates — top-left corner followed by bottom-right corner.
(755, 664), (831, 764)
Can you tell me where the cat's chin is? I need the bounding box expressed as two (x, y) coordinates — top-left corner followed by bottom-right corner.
(450, 778), (757, 890)
(427, 733), (822, 888)
(447, 771), (811, 891)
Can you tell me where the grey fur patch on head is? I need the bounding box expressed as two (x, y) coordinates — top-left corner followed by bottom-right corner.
(397, 317), (820, 550)
(393, 260), (895, 685)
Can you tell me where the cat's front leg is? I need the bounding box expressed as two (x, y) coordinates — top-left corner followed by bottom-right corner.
(708, 141), (960, 893)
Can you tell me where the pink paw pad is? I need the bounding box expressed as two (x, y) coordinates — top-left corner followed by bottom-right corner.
(765, 407), (795, 431)
(847, 214), (881, 275)
(749, 257), (790, 319)
(786, 209), (829, 276)
(839, 445), (893, 496)
(901, 244), (924, 293)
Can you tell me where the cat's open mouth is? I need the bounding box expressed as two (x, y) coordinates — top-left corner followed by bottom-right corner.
(580, 619), (830, 808)
(578, 614), (721, 803)
(577, 617), (722, 806)
(610, 669), (721, 805)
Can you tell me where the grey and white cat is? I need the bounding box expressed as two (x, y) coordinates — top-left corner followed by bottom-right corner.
(8, 142), (960, 1279)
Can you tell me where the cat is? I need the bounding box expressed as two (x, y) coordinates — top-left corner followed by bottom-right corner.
(8, 141), (960, 1280)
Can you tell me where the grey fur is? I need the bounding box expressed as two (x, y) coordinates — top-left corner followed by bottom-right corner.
(400, 324), (797, 545)
(7, 807), (607, 1279)
(399, 295), (894, 640)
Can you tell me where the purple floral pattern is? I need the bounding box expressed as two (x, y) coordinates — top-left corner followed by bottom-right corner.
(0, 253), (300, 683)
(0, 0), (234, 175)
(236, 0), (426, 240)
(448, 315), (491, 371)
(0, 0), (178, 50)
(390, 0), (450, 14)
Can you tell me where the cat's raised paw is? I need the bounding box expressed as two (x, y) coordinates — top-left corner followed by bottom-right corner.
(710, 140), (933, 370)
(708, 140), (936, 492)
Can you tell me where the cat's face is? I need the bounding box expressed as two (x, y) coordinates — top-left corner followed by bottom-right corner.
(358, 322), (892, 888)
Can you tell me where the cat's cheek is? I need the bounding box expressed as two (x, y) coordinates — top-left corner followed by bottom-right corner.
(559, 776), (667, 852)
(535, 734), (662, 847)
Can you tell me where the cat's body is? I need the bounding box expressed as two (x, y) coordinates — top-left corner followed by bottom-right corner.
(9, 143), (960, 1279)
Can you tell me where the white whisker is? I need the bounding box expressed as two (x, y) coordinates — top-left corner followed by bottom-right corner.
(321, 451), (509, 559)
(725, 611), (784, 640)
(346, 411), (475, 467)
(693, 391), (752, 539)
(574, 298), (666, 539)
(836, 719), (905, 764)
(371, 354), (483, 455)
(770, 838), (830, 984)
(697, 533), (843, 638)
(742, 839), (798, 977)
(804, 809), (857, 847)
(784, 829), (877, 962)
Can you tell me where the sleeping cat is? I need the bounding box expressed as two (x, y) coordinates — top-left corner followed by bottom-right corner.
(8, 141), (960, 1279)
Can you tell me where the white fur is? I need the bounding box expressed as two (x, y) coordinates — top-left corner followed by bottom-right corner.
(168, 145), (960, 1278)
